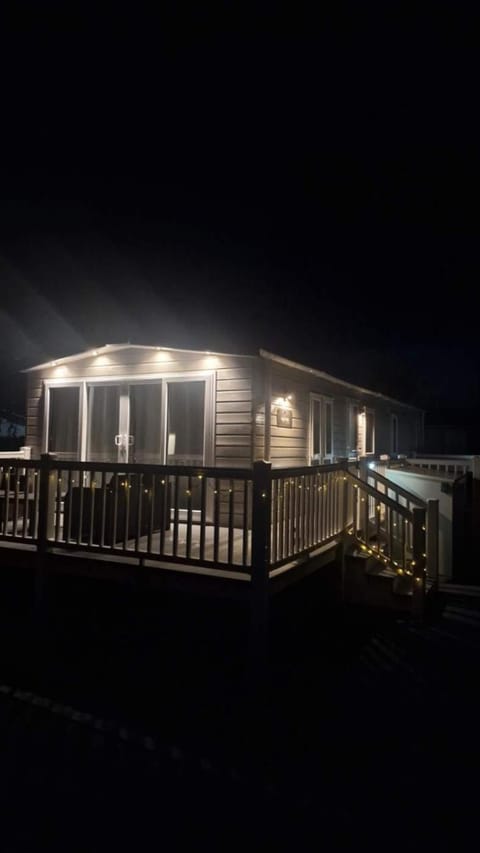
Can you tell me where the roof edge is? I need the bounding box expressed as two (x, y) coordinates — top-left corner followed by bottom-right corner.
(22, 343), (257, 373)
(259, 349), (422, 411)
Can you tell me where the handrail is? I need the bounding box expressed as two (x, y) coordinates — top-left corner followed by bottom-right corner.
(271, 462), (345, 479)
(365, 467), (427, 509)
(346, 471), (413, 520)
(39, 459), (254, 480)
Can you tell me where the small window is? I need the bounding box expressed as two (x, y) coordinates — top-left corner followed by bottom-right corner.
(365, 411), (375, 455)
(310, 395), (333, 463)
(48, 386), (81, 459)
(391, 414), (398, 455)
(325, 401), (333, 457)
(348, 404), (359, 456)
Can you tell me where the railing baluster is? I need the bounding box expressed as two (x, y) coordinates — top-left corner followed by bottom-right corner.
(227, 479), (234, 566)
(173, 475), (179, 556)
(213, 478), (220, 564)
(32, 469), (40, 539)
(88, 472), (96, 546)
(112, 473), (119, 549)
(287, 480), (293, 557)
(123, 474), (131, 551)
(22, 469), (29, 539)
(77, 470), (85, 545)
(375, 498), (381, 554)
(271, 478), (278, 564)
(13, 467), (20, 538)
(54, 470), (62, 542)
(159, 477), (166, 556)
(186, 475), (193, 559)
(200, 475), (206, 562)
(100, 471), (107, 548)
(135, 472), (143, 553)
(279, 477), (285, 560)
(3, 468), (10, 533)
(242, 479), (249, 567)
(147, 474), (155, 554)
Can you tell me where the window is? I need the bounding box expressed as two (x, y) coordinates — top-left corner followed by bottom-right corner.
(310, 395), (334, 463)
(348, 404), (359, 456)
(365, 410), (375, 455)
(47, 386), (81, 460)
(391, 413), (398, 455)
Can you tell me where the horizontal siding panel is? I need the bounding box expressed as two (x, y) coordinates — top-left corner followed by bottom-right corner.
(216, 424), (252, 435)
(271, 458), (308, 468)
(216, 412), (252, 424)
(216, 379), (251, 392)
(270, 437), (307, 448)
(270, 447), (307, 459)
(270, 427), (306, 439)
(216, 368), (252, 380)
(28, 387), (43, 400)
(214, 446), (251, 458)
(216, 391), (252, 403)
(215, 458), (252, 468)
(216, 435), (251, 446)
(216, 402), (252, 414)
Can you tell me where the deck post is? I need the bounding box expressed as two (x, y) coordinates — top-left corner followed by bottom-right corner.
(426, 499), (439, 591)
(37, 453), (56, 555)
(250, 460), (272, 675)
(35, 453), (56, 619)
(411, 506), (426, 623)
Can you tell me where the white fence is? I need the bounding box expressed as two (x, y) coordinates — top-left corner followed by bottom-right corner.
(406, 455), (480, 479)
(0, 446), (31, 461)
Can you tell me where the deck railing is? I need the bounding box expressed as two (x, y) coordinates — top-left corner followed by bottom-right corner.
(0, 455), (439, 597)
(269, 464), (349, 568)
(405, 455), (479, 478)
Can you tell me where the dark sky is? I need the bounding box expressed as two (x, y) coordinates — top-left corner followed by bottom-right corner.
(1, 4), (479, 418)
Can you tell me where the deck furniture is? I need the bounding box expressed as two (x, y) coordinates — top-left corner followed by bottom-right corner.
(63, 473), (170, 546)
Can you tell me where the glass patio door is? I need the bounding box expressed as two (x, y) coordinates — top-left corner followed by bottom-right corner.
(128, 383), (163, 464)
(166, 380), (206, 512)
(87, 385), (123, 464)
(87, 382), (163, 465)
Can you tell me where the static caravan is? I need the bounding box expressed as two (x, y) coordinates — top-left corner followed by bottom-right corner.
(24, 344), (423, 467)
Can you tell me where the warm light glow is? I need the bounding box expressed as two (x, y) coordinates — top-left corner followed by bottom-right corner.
(204, 355), (219, 367)
(94, 355), (110, 366)
(53, 365), (68, 377)
(154, 351), (172, 362)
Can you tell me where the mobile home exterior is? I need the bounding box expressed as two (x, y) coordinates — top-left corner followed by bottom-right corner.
(24, 344), (423, 466)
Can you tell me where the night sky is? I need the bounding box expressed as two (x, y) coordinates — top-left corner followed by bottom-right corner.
(1, 4), (479, 424)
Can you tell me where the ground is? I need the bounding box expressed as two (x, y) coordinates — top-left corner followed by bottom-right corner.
(0, 563), (479, 850)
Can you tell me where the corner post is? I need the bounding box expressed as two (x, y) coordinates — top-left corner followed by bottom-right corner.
(426, 498), (439, 591)
(35, 453), (56, 621)
(250, 460), (272, 669)
(412, 506), (426, 622)
(37, 453), (56, 554)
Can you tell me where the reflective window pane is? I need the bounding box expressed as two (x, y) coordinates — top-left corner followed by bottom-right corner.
(167, 381), (205, 464)
(129, 383), (162, 463)
(48, 386), (80, 459)
(87, 385), (120, 463)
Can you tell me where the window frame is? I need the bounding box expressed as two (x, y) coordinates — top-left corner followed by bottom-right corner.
(309, 393), (334, 464)
(391, 413), (399, 455)
(43, 371), (216, 465)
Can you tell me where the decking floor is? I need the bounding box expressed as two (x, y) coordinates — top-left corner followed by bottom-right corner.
(1, 520), (252, 570)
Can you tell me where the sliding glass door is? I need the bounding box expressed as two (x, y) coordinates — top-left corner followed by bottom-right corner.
(47, 374), (212, 470)
(129, 383), (163, 463)
(47, 385), (81, 460)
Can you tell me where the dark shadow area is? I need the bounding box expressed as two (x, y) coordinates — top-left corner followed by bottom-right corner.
(0, 562), (479, 850)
